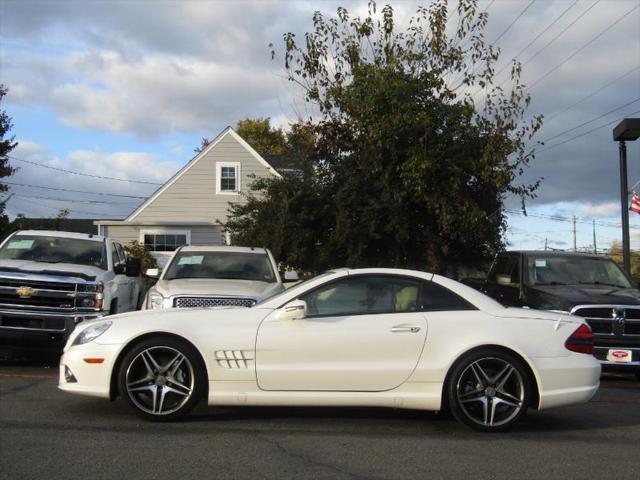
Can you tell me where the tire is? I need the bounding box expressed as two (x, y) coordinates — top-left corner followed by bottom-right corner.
(447, 348), (533, 432)
(118, 336), (206, 421)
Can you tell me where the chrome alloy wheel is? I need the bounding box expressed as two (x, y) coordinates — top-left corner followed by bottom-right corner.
(455, 357), (525, 428)
(125, 346), (195, 416)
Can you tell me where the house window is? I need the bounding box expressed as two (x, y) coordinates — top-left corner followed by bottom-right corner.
(140, 230), (190, 252)
(216, 162), (241, 194)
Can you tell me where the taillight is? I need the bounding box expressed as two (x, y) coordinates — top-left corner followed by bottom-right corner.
(565, 324), (594, 354)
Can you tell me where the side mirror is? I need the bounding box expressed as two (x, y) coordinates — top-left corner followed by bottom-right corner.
(113, 264), (126, 275)
(145, 268), (160, 278)
(126, 257), (141, 277)
(274, 299), (307, 321)
(283, 271), (299, 283)
(496, 274), (512, 286)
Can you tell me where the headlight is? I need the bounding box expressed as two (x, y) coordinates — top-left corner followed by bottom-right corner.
(147, 291), (164, 309)
(77, 282), (104, 310)
(72, 321), (112, 346)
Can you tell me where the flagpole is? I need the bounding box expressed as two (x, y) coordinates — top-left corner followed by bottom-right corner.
(619, 140), (631, 274)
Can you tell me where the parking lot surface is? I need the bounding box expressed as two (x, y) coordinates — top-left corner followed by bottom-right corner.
(1, 359), (639, 480)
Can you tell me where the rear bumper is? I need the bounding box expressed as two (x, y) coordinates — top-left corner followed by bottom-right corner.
(534, 354), (601, 410)
(0, 308), (107, 353)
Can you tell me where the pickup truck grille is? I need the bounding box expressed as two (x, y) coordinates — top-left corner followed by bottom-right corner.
(571, 305), (640, 337)
(173, 296), (256, 308)
(0, 277), (77, 310)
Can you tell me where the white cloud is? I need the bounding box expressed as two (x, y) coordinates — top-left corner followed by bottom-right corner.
(578, 201), (620, 218)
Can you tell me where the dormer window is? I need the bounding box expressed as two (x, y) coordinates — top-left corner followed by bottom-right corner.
(216, 162), (241, 194)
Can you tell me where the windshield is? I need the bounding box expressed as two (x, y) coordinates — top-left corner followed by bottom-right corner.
(256, 271), (337, 305)
(0, 235), (106, 269)
(164, 251), (276, 282)
(527, 255), (632, 288)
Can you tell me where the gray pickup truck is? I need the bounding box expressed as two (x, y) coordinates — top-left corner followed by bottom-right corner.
(0, 230), (143, 356)
(464, 250), (640, 378)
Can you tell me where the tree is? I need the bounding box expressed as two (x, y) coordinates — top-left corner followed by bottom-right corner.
(607, 241), (640, 283)
(236, 118), (287, 156)
(0, 85), (17, 236)
(223, 1), (542, 273)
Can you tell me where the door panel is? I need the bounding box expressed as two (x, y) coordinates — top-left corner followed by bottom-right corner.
(256, 311), (427, 392)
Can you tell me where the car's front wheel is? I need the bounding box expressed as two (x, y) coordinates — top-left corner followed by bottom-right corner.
(447, 348), (533, 432)
(118, 337), (206, 421)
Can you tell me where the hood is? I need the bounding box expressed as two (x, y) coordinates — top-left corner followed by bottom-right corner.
(527, 284), (640, 310)
(0, 259), (105, 282)
(152, 278), (283, 300)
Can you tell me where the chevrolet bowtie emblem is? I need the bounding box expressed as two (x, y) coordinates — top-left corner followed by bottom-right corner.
(16, 286), (36, 298)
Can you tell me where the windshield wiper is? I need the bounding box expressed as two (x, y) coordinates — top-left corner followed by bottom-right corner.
(534, 281), (568, 286)
(578, 281), (627, 288)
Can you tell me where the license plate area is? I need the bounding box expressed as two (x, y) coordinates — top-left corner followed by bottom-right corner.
(606, 349), (633, 363)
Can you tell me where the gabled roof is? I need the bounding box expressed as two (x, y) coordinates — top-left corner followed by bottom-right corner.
(126, 127), (281, 222)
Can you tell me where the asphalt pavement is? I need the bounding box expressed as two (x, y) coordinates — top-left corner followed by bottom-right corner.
(1, 358), (639, 480)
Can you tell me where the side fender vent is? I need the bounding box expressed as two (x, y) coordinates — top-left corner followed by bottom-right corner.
(215, 350), (253, 369)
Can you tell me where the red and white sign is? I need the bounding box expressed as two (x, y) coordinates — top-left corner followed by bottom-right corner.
(606, 349), (633, 363)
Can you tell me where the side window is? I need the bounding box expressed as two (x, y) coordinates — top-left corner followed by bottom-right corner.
(488, 255), (520, 285)
(115, 243), (126, 263)
(301, 275), (422, 317)
(111, 243), (125, 271)
(420, 282), (477, 311)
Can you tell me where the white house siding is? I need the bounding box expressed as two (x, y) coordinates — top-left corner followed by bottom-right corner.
(101, 224), (224, 246)
(130, 134), (275, 224)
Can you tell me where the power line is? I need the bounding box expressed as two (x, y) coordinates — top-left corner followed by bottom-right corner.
(541, 97), (640, 144)
(10, 193), (138, 205)
(492, 0), (537, 45)
(536, 108), (640, 153)
(520, 0), (601, 70)
(490, 0), (579, 85)
(544, 65), (640, 122)
(8, 155), (164, 186)
(9, 196), (129, 217)
(528, 2), (640, 90)
(506, 208), (640, 230)
(2, 181), (148, 199)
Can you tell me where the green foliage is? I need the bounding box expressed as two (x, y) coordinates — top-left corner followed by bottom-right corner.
(224, 1), (542, 274)
(607, 241), (640, 284)
(0, 85), (17, 237)
(123, 240), (158, 271)
(236, 118), (288, 156)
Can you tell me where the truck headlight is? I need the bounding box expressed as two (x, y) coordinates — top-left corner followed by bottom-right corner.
(77, 282), (104, 310)
(148, 291), (164, 309)
(72, 321), (112, 346)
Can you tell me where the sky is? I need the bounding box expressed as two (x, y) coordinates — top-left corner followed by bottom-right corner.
(0, 0), (639, 252)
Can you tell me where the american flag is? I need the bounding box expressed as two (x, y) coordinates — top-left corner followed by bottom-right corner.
(631, 192), (640, 214)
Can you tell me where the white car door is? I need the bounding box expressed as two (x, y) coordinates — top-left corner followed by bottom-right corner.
(256, 274), (428, 391)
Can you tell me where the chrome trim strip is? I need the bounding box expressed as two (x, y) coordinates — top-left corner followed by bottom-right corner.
(0, 324), (67, 332)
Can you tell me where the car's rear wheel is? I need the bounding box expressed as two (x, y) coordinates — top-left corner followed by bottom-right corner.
(118, 337), (205, 421)
(447, 349), (533, 432)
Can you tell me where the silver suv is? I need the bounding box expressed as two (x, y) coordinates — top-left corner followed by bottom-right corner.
(144, 246), (298, 310)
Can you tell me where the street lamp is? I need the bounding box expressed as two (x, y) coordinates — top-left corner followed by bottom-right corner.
(613, 118), (640, 274)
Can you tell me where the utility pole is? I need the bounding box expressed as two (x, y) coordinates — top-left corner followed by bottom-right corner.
(572, 215), (577, 252)
(544, 238), (548, 251)
(593, 219), (597, 254)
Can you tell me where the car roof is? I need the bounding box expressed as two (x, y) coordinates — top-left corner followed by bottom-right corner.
(13, 230), (105, 242)
(506, 250), (605, 260)
(179, 245), (269, 254)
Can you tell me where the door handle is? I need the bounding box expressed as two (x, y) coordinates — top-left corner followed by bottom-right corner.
(391, 325), (421, 333)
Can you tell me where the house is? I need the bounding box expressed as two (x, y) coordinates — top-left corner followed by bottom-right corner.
(95, 127), (281, 266)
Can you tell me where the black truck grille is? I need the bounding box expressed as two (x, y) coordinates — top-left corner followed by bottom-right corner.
(0, 277), (77, 310)
(173, 296), (256, 308)
(571, 305), (640, 337)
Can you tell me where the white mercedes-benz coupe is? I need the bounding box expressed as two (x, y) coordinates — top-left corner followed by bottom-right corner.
(59, 268), (600, 432)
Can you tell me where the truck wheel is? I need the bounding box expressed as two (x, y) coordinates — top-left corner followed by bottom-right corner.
(447, 348), (533, 432)
(118, 336), (206, 421)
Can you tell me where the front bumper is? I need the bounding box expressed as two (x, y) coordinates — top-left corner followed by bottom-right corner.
(594, 343), (640, 373)
(0, 308), (107, 353)
(58, 341), (122, 398)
